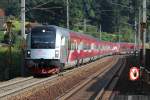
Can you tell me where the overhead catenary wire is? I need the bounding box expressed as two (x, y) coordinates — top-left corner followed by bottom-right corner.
(109, 1), (133, 9)
(25, 1), (53, 12)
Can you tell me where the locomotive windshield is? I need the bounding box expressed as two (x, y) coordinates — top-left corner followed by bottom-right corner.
(31, 26), (56, 49)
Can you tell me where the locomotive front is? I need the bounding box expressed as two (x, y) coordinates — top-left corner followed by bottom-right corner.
(25, 26), (62, 74)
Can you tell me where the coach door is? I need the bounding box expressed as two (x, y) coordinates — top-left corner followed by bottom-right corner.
(60, 36), (68, 63)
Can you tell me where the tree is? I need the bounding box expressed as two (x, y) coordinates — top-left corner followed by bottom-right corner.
(0, 0), (20, 17)
(26, 0), (66, 26)
(1, 0), (149, 42)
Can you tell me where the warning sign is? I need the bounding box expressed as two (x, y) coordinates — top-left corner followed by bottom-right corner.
(129, 67), (139, 81)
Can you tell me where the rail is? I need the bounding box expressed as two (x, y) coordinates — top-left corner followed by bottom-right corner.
(57, 56), (125, 100)
(0, 56), (113, 99)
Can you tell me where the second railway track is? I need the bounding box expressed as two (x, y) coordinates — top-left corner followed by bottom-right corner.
(57, 56), (126, 100)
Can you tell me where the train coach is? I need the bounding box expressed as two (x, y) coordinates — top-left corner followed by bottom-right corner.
(24, 25), (135, 75)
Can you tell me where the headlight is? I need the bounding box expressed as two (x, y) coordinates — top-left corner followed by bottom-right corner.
(55, 50), (59, 58)
(27, 50), (31, 57)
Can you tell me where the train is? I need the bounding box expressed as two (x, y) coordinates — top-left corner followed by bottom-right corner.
(24, 25), (139, 75)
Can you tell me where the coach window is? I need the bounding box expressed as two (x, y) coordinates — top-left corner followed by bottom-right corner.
(87, 43), (90, 50)
(95, 45), (98, 50)
(91, 43), (94, 50)
(106, 46), (109, 50)
(105, 45), (106, 49)
(71, 41), (75, 50)
(75, 41), (78, 50)
(104, 46), (107, 50)
(85, 44), (87, 50)
(98, 45), (99, 50)
(104, 46), (106, 50)
(83, 43), (85, 50)
(107, 46), (109, 50)
(100, 46), (102, 50)
(88, 44), (91, 50)
(87, 44), (88, 50)
(87, 44), (89, 50)
(79, 42), (83, 50)
(86, 43), (88, 50)
(98, 45), (100, 50)
(83, 43), (86, 50)
(102, 46), (104, 50)
(103, 46), (105, 50)
(73, 40), (77, 50)
(86, 44), (88, 50)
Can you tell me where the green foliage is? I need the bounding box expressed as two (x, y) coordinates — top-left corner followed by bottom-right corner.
(5, 1), (20, 16)
(12, 20), (21, 32)
(26, 0), (66, 26)
(0, 31), (21, 79)
(1, 0), (150, 42)
(0, 46), (21, 79)
(0, 31), (4, 41)
(0, 1), (9, 8)
(121, 27), (134, 42)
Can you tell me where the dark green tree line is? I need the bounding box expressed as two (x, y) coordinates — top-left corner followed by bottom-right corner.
(0, 0), (150, 42)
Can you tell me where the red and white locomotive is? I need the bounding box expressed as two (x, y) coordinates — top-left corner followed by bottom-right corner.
(24, 25), (136, 75)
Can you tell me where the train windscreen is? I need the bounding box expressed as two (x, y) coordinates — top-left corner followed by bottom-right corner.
(31, 26), (56, 49)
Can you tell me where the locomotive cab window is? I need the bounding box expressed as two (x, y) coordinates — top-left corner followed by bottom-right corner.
(31, 26), (56, 49)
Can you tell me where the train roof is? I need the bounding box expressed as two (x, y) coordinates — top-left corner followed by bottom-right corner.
(45, 25), (98, 41)
(32, 25), (135, 44)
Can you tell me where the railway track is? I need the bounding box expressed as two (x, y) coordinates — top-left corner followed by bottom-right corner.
(0, 75), (58, 99)
(100, 58), (126, 100)
(0, 56), (114, 99)
(57, 56), (126, 100)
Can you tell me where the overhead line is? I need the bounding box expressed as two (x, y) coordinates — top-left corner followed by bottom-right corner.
(25, 1), (52, 12)
(32, 7), (62, 10)
(110, 2), (132, 9)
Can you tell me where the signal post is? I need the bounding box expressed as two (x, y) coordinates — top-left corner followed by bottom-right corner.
(142, 0), (147, 66)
